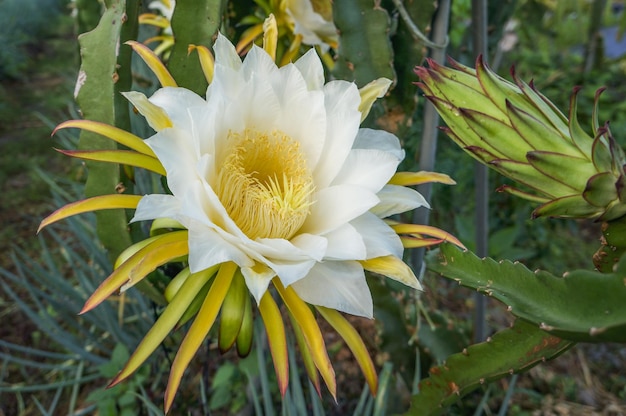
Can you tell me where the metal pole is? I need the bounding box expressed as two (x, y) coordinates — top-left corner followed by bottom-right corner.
(472, 0), (489, 343)
(411, 0), (451, 274)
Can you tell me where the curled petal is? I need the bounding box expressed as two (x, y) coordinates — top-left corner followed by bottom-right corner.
(53, 120), (156, 157)
(390, 223), (466, 249)
(360, 255), (422, 290)
(122, 91), (173, 132)
(126, 40), (177, 87)
(388, 171), (456, 186)
(262, 14), (278, 61)
(358, 78), (392, 122)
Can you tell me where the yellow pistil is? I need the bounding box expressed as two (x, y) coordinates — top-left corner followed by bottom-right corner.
(216, 129), (314, 240)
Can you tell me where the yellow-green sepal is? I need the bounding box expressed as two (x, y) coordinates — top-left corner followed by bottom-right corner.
(164, 268), (191, 303)
(53, 120), (157, 157)
(288, 310), (320, 396)
(164, 262), (237, 413)
(258, 291), (288, 396)
(274, 279), (336, 400)
(316, 306), (378, 395)
(235, 293), (254, 357)
(56, 148), (166, 176)
(114, 233), (188, 269)
(38, 194), (142, 233)
(218, 269), (248, 353)
(108, 265), (217, 388)
(81, 231), (189, 314)
(388, 171), (456, 186)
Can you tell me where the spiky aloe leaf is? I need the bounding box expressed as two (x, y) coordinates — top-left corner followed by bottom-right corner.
(75, 0), (132, 260)
(167, 0), (227, 95)
(332, 0), (395, 87)
(427, 244), (626, 342)
(407, 320), (573, 416)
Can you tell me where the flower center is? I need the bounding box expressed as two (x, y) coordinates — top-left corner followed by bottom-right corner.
(216, 129), (314, 240)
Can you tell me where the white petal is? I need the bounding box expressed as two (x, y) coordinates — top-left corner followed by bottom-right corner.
(241, 262), (276, 305)
(179, 173), (244, 238)
(214, 33), (242, 71)
(354, 128), (404, 160)
(237, 73), (281, 133)
(242, 45), (279, 82)
(300, 184), (380, 235)
(370, 185), (430, 218)
(131, 194), (181, 222)
(145, 128), (199, 197)
(251, 234), (327, 262)
(313, 80), (362, 188)
(294, 49), (325, 90)
(238, 235), (326, 287)
(331, 148), (399, 193)
(186, 219), (253, 273)
(351, 212), (404, 259)
(266, 257), (318, 287)
(291, 261), (373, 318)
(323, 223), (367, 260)
(273, 64), (325, 170)
(187, 104), (217, 157)
(148, 87), (206, 129)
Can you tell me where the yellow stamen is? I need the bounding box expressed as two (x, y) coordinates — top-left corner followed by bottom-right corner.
(216, 129), (314, 240)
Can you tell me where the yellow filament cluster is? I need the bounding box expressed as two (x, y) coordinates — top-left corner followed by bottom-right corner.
(216, 129), (314, 240)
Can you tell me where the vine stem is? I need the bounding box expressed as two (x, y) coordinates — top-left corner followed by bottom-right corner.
(390, 0), (449, 49)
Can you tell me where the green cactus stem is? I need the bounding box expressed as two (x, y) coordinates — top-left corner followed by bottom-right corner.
(408, 319), (572, 415)
(427, 244), (626, 342)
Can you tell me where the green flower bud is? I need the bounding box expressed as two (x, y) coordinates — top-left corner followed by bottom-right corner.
(416, 56), (626, 221)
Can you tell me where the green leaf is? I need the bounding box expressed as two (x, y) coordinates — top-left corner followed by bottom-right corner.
(76, 0), (132, 261)
(333, 0), (395, 87)
(427, 244), (626, 342)
(407, 320), (572, 415)
(168, 0), (227, 95)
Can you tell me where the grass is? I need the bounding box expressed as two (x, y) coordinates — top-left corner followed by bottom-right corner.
(0, 13), (78, 267)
